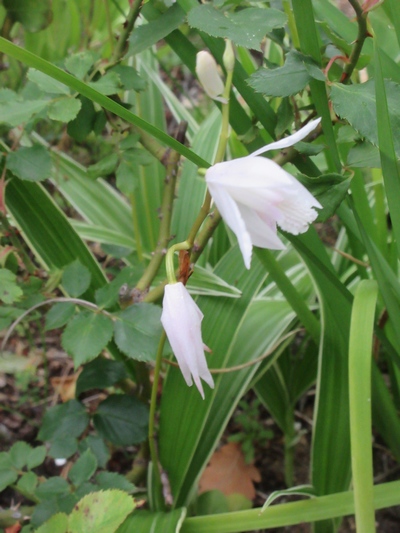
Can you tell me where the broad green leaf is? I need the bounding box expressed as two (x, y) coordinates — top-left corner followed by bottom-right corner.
(38, 399), (89, 442)
(62, 312), (114, 366)
(28, 68), (70, 95)
(27, 445), (47, 469)
(0, 99), (48, 126)
(248, 51), (324, 97)
(87, 154), (119, 179)
(36, 513), (69, 533)
(5, 178), (108, 301)
(88, 72), (121, 96)
(17, 471), (38, 495)
(113, 303), (162, 362)
(93, 394), (149, 446)
(0, 469), (18, 492)
(45, 302), (76, 331)
(48, 437), (78, 460)
(69, 449), (98, 488)
(188, 5), (287, 51)
(10, 441), (32, 469)
(69, 490), (135, 533)
(3, 0), (53, 32)
(159, 247), (295, 506)
(347, 142), (381, 169)
(79, 435), (110, 469)
(331, 80), (400, 158)
(76, 358), (128, 396)
(296, 173), (351, 222)
(112, 65), (146, 92)
(129, 4), (185, 56)
(117, 508), (186, 533)
(35, 477), (70, 499)
(47, 97), (82, 122)
(7, 145), (52, 182)
(67, 96), (97, 142)
(96, 472), (136, 493)
(0, 268), (22, 303)
(65, 51), (96, 79)
(61, 259), (91, 297)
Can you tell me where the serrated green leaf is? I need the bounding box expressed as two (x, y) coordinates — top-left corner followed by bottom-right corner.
(48, 437), (78, 460)
(35, 477), (70, 500)
(47, 97), (82, 122)
(88, 72), (121, 96)
(188, 5), (286, 50)
(112, 65), (146, 92)
(347, 142), (381, 169)
(35, 512), (69, 533)
(4, 0), (53, 33)
(65, 51), (96, 79)
(96, 472), (136, 493)
(68, 490), (135, 533)
(79, 435), (110, 469)
(76, 358), (128, 396)
(27, 445), (47, 470)
(129, 4), (185, 56)
(10, 441), (32, 469)
(17, 471), (38, 495)
(69, 449), (98, 488)
(331, 79), (400, 157)
(45, 302), (76, 331)
(38, 399), (89, 442)
(113, 304), (162, 362)
(87, 154), (119, 179)
(248, 51), (323, 97)
(115, 160), (139, 195)
(0, 469), (18, 492)
(0, 268), (23, 303)
(0, 99), (48, 126)
(67, 96), (97, 142)
(62, 312), (114, 366)
(7, 145), (52, 182)
(296, 173), (351, 221)
(62, 259), (91, 297)
(93, 394), (149, 446)
(27, 68), (70, 95)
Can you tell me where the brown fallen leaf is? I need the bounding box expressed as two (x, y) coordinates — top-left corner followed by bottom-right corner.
(51, 370), (81, 402)
(199, 442), (261, 500)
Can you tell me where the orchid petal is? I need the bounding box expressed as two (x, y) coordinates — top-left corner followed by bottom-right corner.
(250, 117), (322, 157)
(161, 282), (214, 399)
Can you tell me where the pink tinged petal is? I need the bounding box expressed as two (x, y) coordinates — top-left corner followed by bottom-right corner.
(161, 282), (214, 399)
(250, 117), (322, 157)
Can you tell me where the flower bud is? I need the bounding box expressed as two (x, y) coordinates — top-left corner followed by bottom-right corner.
(223, 40), (235, 73)
(195, 51), (227, 104)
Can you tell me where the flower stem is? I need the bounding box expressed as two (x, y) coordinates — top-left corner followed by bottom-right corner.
(148, 329), (167, 510)
(341, 0), (369, 83)
(165, 241), (190, 283)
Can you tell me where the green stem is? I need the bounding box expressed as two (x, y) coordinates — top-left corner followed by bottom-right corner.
(148, 330), (167, 509)
(103, 0), (115, 55)
(111, 0), (143, 63)
(349, 280), (378, 533)
(165, 241), (190, 283)
(129, 192), (144, 263)
(341, 0), (369, 83)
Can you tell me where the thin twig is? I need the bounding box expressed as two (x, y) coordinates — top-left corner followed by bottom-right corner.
(341, 0), (369, 83)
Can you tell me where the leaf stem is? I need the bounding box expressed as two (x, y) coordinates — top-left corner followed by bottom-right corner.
(341, 0), (369, 83)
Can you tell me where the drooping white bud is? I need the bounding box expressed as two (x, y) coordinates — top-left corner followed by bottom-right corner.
(195, 51), (227, 104)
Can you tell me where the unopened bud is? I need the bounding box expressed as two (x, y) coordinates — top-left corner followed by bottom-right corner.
(223, 40), (235, 72)
(195, 51), (227, 104)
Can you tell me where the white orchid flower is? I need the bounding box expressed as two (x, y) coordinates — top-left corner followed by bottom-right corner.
(205, 118), (322, 269)
(161, 282), (214, 399)
(196, 51), (227, 104)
